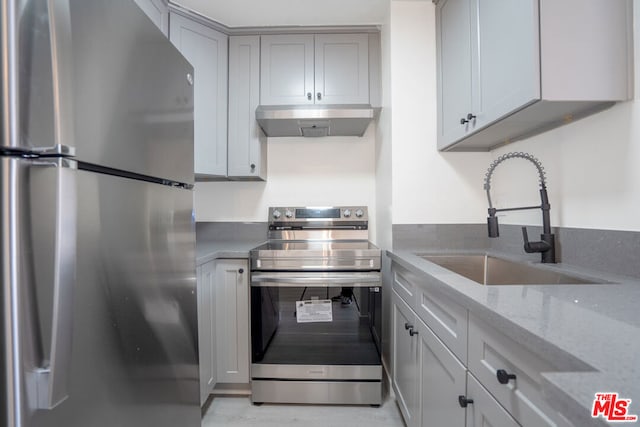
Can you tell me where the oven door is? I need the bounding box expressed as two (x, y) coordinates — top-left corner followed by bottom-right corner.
(250, 272), (381, 377)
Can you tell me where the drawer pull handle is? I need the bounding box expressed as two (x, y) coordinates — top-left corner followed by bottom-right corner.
(496, 369), (517, 384)
(404, 322), (413, 330)
(409, 327), (419, 337)
(458, 395), (473, 408)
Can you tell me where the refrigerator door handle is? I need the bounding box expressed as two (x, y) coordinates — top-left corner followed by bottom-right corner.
(33, 0), (75, 157)
(32, 158), (77, 410)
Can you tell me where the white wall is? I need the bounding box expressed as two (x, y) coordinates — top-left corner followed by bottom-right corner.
(390, 1), (491, 226)
(195, 128), (378, 239)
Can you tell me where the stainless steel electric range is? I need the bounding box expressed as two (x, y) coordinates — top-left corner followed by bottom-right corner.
(250, 206), (382, 405)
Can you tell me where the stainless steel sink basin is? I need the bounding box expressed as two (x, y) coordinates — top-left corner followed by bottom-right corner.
(419, 254), (604, 285)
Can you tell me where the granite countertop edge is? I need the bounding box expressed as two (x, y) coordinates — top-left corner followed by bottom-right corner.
(387, 249), (640, 427)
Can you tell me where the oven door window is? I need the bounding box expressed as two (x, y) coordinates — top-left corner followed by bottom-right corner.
(251, 286), (380, 365)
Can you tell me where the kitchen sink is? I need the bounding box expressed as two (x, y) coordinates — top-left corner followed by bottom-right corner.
(418, 254), (606, 285)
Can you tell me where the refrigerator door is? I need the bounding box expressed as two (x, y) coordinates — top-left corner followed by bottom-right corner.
(69, 0), (194, 184)
(1, 0), (74, 155)
(1, 157), (199, 427)
(1, 0), (194, 183)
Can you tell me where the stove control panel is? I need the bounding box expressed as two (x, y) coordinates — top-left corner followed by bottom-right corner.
(268, 206), (369, 223)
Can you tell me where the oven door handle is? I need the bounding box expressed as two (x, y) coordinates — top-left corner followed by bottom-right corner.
(250, 272), (381, 287)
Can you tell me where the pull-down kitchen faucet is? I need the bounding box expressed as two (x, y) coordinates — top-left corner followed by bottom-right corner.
(484, 152), (556, 263)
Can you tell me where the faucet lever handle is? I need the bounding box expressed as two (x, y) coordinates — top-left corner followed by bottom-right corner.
(522, 226), (551, 254)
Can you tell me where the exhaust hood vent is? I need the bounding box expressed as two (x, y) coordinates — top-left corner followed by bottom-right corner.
(256, 104), (380, 137)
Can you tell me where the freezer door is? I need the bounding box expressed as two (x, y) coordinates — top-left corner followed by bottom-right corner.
(1, 0), (74, 155)
(1, 157), (199, 427)
(1, 0), (194, 183)
(69, 0), (194, 184)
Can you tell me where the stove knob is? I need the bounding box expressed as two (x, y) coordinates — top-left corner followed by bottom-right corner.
(285, 210), (293, 218)
(355, 209), (364, 218)
(272, 209), (282, 219)
(343, 209), (351, 218)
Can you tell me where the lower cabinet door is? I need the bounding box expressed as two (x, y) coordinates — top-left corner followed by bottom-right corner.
(197, 261), (217, 405)
(215, 259), (250, 383)
(466, 373), (519, 427)
(418, 317), (466, 427)
(392, 291), (420, 427)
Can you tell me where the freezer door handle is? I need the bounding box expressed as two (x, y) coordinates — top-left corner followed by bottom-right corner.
(32, 158), (77, 409)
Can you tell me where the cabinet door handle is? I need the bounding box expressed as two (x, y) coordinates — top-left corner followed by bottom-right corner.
(409, 327), (419, 337)
(317, 92), (322, 101)
(467, 113), (476, 121)
(460, 117), (469, 125)
(496, 369), (517, 384)
(404, 322), (413, 330)
(458, 395), (474, 408)
(238, 268), (244, 274)
(250, 163), (256, 171)
(307, 92), (312, 100)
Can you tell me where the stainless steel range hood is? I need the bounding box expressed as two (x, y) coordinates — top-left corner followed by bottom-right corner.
(255, 104), (380, 137)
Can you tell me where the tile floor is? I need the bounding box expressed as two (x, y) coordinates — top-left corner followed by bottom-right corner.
(202, 395), (406, 427)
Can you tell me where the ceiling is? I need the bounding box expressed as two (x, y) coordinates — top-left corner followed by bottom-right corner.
(174, 0), (390, 27)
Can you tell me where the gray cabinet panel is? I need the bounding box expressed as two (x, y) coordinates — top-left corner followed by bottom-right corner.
(392, 291), (420, 427)
(170, 13), (228, 177)
(215, 260), (250, 384)
(260, 35), (315, 105)
(315, 34), (369, 105)
(418, 317), (466, 427)
(197, 261), (216, 405)
(228, 36), (267, 180)
(437, 0), (474, 146)
(474, 0), (540, 129)
(466, 374), (519, 427)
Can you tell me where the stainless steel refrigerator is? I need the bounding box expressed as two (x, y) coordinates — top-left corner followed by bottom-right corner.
(1, 1), (200, 426)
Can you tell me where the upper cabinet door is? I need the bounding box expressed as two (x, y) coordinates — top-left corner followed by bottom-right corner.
(436, 0), (474, 149)
(473, 0), (540, 129)
(169, 13), (228, 177)
(314, 34), (369, 105)
(260, 35), (314, 105)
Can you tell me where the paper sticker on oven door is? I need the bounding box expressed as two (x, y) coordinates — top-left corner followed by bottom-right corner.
(296, 300), (333, 323)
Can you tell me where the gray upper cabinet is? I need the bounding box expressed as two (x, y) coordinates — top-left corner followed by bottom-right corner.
(170, 13), (228, 178)
(133, 0), (169, 36)
(314, 34), (370, 105)
(260, 35), (315, 105)
(260, 34), (369, 106)
(228, 36), (267, 180)
(437, 0), (632, 151)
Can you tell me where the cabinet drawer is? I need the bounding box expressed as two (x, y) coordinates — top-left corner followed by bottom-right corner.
(468, 313), (572, 427)
(391, 263), (418, 311)
(415, 283), (468, 363)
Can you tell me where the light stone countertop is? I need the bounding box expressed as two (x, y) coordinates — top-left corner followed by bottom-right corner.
(387, 249), (640, 427)
(196, 240), (265, 265)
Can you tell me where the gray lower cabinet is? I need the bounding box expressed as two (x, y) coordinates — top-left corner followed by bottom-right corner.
(418, 316), (466, 427)
(169, 13), (228, 178)
(391, 261), (574, 427)
(133, 0), (168, 36)
(465, 374), (519, 427)
(228, 36), (267, 180)
(214, 259), (250, 384)
(436, 0), (631, 151)
(196, 260), (217, 406)
(392, 290), (420, 427)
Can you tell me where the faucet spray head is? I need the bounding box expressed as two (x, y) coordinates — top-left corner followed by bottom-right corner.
(487, 208), (499, 238)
